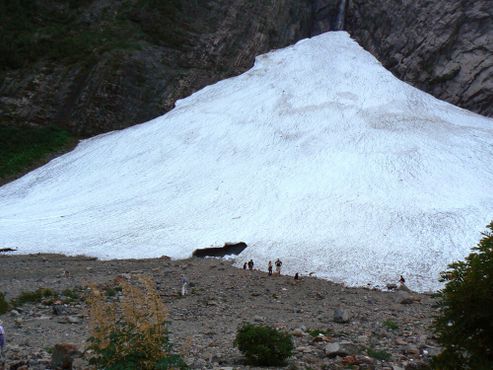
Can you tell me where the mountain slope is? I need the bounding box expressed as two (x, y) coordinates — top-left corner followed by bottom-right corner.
(1, 32), (492, 291)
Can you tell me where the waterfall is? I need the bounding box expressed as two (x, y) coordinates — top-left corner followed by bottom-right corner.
(334, 0), (347, 31)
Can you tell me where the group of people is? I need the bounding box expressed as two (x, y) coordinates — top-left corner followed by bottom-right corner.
(243, 258), (284, 276)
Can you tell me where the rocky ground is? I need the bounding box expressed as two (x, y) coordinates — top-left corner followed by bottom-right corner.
(0, 253), (440, 369)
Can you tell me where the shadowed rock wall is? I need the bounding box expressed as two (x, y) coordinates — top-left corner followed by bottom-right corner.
(1, 0), (491, 139)
(346, 0), (493, 117)
(0, 0), (315, 136)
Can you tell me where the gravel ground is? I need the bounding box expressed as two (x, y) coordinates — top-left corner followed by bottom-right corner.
(0, 253), (439, 369)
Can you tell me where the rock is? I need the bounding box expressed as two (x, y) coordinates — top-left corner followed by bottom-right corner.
(386, 284), (398, 290)
(395, 337), (408, 345)
(253, 315), (264, 323)
(395, 290), (418, 304)
(51, 343), (79, 370)
(333, 307), (351, 323)
(404, 344), (420, 355)
(357, 335), (369, 344)
(52, 304), (67, 316)
(69, 316), (81, 324)
(296, 346), (313, 353)
(347, 0), (493, 118)
(292, 328), (305, 337)
(325, 341), (358, 358)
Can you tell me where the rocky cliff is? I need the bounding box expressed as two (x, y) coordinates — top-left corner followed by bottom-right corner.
(0, 0), (314, 136)
(346, 0), (493, 117)
(1, 0), (491, 138)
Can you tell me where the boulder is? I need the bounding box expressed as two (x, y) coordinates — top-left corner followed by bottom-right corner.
(333, 307), (351, 323)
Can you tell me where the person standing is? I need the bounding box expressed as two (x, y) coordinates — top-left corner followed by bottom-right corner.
(275, 258), (283, 275)
(180, 275), (189, 296)
(0, 320), (5, 361)
(268, 261), (273, 276)
(248, 259), (254, 271)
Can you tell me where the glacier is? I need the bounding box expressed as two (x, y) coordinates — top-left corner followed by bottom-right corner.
(1, 32), (492, 291)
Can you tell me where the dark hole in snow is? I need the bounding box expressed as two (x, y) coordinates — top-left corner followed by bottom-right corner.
(0, 247), (17, 253)
(192, 242), (247, 258)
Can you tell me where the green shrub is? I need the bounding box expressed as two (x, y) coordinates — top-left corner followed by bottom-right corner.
(382, 319), (398, 330)
(432, 221), (493, 369)
(367, 347), (391, 361)
(234, 323), (294, 366)
(62, 288), (80, 303)
(0, 291), (9, 314)
(104, 286), (122, 298)
(0, 125), (75, 182)
(12, 287), (56, 307)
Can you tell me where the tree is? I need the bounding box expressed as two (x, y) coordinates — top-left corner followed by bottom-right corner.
(432, 221), (493, 369)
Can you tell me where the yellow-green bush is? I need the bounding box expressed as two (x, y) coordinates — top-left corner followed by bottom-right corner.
(87, 275), (187, 370)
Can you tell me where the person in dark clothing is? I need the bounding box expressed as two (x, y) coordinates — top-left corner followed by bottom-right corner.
(268, 261), (273, 276)
(294, 273), (299, 280)
(399, 275), (406, 285)
(248, 259), (254, 270)
(243, 262), (247, 270)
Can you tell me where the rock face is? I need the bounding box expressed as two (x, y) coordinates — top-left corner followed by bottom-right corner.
(346, 0), (493, 117)
(0, 0), (316, 136)
(1, 0), (491, 138)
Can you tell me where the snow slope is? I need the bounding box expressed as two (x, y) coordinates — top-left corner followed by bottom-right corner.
(1, 32), (492, 291)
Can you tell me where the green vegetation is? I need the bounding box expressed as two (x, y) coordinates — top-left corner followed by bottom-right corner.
(0, 292), (9, 314)
(234, 323), (294, 366)
(0, 125), (75, 182)
(104, 286), (122, 298)
(367, 347), (391, 361)
(0, 0), (141, 70)
(11, 287), (56, 307)
(0, 0), (196, 71)
(382, 319), (398, 331)
(432, 221), (493, 369)
(61, 288), (80, 303)
(88, 276), (187, 369)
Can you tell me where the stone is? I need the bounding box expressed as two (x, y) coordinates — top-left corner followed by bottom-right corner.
(51, 343), (79, 370)
(325, 341), (358, 358)
(292, 328), (305, 337)
(333, 307), (351, 323)
(395, 337), (408, 345)
(253, 315), (264, 323)
(404, 344), (420, 355)
(52, 304), (67, 316)
(357, 335), (369, 344)
(347, 0), (493, 118)
(68, 316), (81, 324)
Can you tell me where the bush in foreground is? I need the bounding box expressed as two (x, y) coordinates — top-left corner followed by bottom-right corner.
(0, 291), (9, 314)
(87, 275), (187, 370)
(432, 221), (493, 369)
(234, 323), (294, 366)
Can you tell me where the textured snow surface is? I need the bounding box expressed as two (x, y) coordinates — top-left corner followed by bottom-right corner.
(1, 32), (493, 291)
